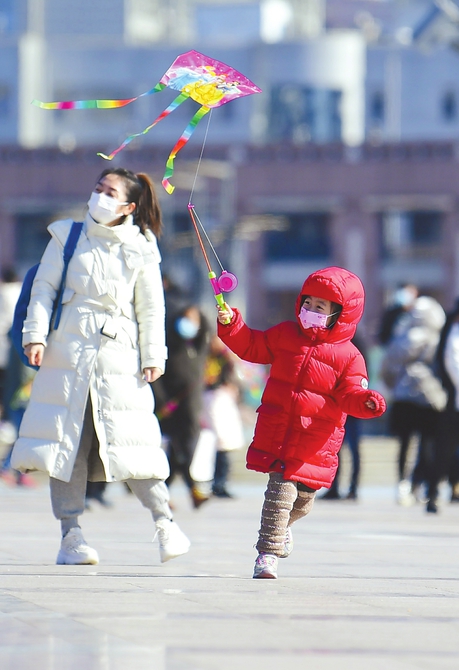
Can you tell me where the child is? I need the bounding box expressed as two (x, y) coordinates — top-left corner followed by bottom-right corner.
(216, 266), (386, 579)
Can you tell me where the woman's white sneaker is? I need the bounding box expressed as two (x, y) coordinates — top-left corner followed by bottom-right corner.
(155, 519), (191, 563)
(56, 527), (99, 565)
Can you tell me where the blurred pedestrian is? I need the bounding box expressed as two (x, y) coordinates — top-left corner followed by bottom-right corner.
(0, 336), (36, 486)
(426, 299), (459, 512)
(380, 296), (447, 505)
(202, 335), (245, 498)
(320, 332), (368, 501)
(378, 283), (419, 346)
(0, 268), (22, 411)
(153, 304), (210, 508)
(217, 267), (386, 579)
(10, 167), (190, 565)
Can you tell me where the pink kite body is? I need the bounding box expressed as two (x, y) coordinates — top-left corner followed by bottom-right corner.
(32, 50), (261, 193)
(161, 50), (260, 108)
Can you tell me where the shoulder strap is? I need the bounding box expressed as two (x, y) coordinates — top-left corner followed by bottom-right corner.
(51, 221), (83, 331)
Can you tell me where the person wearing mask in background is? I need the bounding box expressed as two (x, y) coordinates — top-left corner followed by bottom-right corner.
(10, 167), (190, 565)
(378, 283), (419, 346)
(153, 304), (210, 509)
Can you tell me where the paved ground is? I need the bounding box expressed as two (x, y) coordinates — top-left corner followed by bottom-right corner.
(0, 437), (458, 670)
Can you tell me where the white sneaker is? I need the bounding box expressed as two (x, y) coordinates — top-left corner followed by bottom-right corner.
(155, 519), (190, 563)
(56, 527), (99, 565)
(253, 553), (278, 579)
(397, 479), (415, 506)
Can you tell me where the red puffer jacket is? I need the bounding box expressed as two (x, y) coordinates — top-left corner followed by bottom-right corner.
(217, 267), (386, 489)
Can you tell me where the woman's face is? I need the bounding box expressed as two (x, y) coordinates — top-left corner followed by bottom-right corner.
(93, 174), (136, 225)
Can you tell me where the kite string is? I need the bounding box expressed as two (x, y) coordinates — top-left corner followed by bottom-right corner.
(188, 108), (213, 205)
(192, 208), (225, 273)
(187, 108), (225, 272)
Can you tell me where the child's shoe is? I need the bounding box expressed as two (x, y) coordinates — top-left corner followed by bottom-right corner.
(279, 527), (293, 558)
(156, 519), (191, 563)
(56, 528), (99, 565)
(253, 552), (278, 579)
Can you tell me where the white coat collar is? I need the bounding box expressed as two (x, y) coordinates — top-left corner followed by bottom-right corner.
(85, 212), (142, 243)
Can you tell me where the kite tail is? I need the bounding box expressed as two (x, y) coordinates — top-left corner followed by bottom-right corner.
(32, 82), (167, 110)
(97, 91), (190, 160)
(162, 106), (211, 194)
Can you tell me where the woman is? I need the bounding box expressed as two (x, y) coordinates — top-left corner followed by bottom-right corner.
(11, 167), (190, 565)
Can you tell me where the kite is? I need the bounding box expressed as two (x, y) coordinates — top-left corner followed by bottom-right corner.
(32, 49), (261, 194)
(33, 50), (261, 315)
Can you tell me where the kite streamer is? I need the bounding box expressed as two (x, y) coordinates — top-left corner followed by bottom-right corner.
(33, 50), (261, 194)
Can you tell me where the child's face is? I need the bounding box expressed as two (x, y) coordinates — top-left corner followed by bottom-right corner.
(301, 295), (336, 328)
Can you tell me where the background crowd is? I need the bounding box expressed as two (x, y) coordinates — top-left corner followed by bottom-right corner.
(1, 265), (459, 516)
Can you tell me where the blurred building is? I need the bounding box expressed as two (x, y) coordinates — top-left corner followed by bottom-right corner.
(1, 139), (458, 343)
(1, 0), (459, 343)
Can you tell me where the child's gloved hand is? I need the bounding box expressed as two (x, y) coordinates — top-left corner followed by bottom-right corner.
(216, 302), (234, 325)
(364, 391), (386, 416)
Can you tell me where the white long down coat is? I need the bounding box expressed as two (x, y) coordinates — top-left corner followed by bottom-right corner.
(11, 214), (170, 483)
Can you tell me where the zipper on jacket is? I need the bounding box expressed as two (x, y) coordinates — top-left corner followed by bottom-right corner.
(282, 336), (318, 451)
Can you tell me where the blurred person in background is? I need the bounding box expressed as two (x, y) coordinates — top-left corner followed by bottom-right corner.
(153, 304), (210, 509)
(0, 268), (22, 412)
(10, 167), (190, 566)
(425, 299), (459, 513)
(380, 296), (447, 505)
(202, 335), (245, 499)
(0, 335), (36, 486)
(378, 283), (419, 346)
(320, 332), (368, 501)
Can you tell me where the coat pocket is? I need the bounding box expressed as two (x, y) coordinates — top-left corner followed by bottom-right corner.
(253, 404), (286, 454)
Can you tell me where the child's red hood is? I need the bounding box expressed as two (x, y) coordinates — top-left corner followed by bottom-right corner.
(295, 266), (365, 344)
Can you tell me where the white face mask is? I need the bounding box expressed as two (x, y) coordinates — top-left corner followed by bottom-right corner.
(87, 191), (128, 224)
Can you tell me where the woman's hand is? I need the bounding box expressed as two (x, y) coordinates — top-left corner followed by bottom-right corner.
(216, 302), (234, 325)
(143, 367), (163, 383)
(24, 343), (45, 367)
(365, 399), (376, 410)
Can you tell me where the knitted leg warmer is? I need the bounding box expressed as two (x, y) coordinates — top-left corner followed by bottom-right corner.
(288, 489), (316, 526)
(256, 473), (297, 556)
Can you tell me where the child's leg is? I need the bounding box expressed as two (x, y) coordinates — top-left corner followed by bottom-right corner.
(256, 473), (297, 556)
(288, 483), (316, 525)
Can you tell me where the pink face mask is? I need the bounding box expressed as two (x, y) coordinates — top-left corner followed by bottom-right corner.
(299, 306), (329, 329)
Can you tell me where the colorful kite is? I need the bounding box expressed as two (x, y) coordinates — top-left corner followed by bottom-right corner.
(33, 50), (261, 193)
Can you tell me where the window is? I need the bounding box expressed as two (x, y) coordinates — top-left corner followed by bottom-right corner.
(15, 213), (56, 267)
(441, 91), (457, 122)
(265, 212), (331, 261)
(270, 84), (342, 143)
(379, 210), (443, 260)
(0, 84), (10, 117)
(369, 91), (384, 123)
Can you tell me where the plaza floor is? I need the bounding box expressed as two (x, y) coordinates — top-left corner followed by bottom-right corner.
(0, 437), (458, 670)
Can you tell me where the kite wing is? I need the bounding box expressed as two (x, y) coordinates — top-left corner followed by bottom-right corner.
(32, 50), (261, 193)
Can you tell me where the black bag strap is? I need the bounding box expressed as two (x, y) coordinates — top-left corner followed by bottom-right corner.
(51, 221), (83, 331)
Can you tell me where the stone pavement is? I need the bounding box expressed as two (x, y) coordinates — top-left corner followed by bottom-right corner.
(0, 437), (458, 670)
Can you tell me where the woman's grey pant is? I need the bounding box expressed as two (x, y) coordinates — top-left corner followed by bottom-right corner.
(50, 402), (172, 537)
(256, 472), (316, 556)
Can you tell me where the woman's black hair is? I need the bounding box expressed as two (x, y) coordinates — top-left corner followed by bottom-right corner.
(97, 167), (163, 238)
